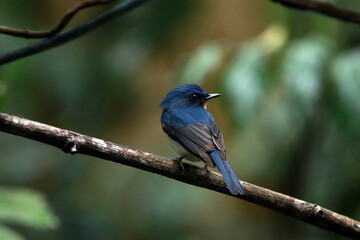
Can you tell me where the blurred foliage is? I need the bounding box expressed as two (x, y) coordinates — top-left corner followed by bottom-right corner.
(1, 0), (360, 239)
(282, 35), (333, 114)
(224, 42), (267, 126)
(0, 187), (59, 240)
(0, 224), (24, 240)
(176, 42), (223, 84)
(331, 50), (360, 134)
(0, 187), (59, 229)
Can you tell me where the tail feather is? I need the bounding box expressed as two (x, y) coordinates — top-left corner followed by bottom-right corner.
(210, 151), (245, 196)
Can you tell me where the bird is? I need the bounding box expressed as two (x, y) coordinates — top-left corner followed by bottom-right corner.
(160, 84), (244, 196)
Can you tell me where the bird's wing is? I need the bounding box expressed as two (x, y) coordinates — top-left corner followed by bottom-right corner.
(163, 120), (226, 168)
(209, 119), (227, 160)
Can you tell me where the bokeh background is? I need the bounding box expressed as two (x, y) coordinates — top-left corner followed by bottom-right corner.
(1, 0), (360, 239)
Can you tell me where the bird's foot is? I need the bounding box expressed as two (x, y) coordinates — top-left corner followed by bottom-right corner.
(170, 156), (185, 175)
(202, 165), (211, 175)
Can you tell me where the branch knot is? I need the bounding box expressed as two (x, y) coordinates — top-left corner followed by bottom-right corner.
(63, 135), (79, 154)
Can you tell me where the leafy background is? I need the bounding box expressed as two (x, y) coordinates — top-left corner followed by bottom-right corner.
(0, 0), (360, 239)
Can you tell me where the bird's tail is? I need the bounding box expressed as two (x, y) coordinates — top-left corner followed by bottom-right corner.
(210, 151), (245, 196)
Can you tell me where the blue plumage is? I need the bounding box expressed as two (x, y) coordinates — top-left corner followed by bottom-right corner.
(160, 84), (245, 196)
(210, 151), (245, 195)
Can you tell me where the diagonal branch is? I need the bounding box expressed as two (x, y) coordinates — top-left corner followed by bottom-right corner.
(0, 0), (117, 38)
(0, 0), (150, 66)
(0, 112), (359, 239)
(271, 0), (360, 24)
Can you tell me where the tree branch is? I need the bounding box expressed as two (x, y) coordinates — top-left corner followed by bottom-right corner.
(0, 112), (359, 239)
(0, 0), (117, 38)
(0, 0), (150, 66)
(271, 0), (360, 24)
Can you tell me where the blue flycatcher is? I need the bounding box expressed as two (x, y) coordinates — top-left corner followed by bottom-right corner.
(160, 84), (244, 196)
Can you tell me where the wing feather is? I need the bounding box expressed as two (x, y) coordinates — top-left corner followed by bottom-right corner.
(209, 120), (226, 160)
(163, 121), (227, 168)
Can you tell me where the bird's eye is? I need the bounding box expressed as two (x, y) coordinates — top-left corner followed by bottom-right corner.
(191, 94), (199, 102)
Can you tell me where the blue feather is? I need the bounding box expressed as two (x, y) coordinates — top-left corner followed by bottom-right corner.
(210, 151), (244, 196)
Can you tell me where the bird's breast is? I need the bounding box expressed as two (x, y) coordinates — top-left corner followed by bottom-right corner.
(167, 136), (201, 162)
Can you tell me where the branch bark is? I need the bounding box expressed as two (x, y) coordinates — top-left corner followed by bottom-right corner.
(0, 0), (150, 66)
(0, 112), (359, 239)
(0, 0), (116, 38)
(271, 0), (360, 24)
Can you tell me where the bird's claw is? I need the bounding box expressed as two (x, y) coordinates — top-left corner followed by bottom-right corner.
(202, 165), (211, 175)
(170, 156), (185, 175)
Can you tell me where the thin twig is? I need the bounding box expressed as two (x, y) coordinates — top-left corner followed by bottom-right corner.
(0, 112), (359, 239)
(271, 0), (360, 24)
(0, 0), (117, 38)
(0, 0), (150, 66)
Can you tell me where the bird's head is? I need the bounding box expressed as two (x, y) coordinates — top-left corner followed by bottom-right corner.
(160, 84), (221, 109)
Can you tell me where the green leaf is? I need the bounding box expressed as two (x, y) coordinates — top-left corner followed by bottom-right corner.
(257, 23), (288, 54)
(281, 35), (333, 114)
(177, 42), (223, 84)
(0, 60), (26, 109)
(331, 49), (360, 134)
(0, 187), (60, 230)
(223, 43), (267, 125)
(331, 49), (360, 114)
(0, 224), (25, 240)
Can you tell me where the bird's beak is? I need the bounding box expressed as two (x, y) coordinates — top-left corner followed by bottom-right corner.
(205, 93), (221, 101)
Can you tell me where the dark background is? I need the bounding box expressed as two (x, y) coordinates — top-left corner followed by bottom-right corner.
(0, 0), (360, 239)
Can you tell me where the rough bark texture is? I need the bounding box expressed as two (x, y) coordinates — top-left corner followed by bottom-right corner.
(0, 112), (359, 239)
